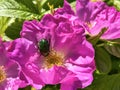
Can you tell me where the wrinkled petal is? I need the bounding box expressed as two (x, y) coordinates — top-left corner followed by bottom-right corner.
(0, 38), (8, 66)
(5, 61), (19, 78)
(5, 78), (26, 90)
(40, 14), (57, 28)
(76, 0), (107, 22)
(66, 41), (94, 65)
(102, 23), (120, 39)
(21, 20), (45, 44)
(8, 38), (39, 65)
(95, 7), (118, 23)
(52, 17), (85, 54)
(65, 60), (95, 88)
(60, 77), (82, 90)
(54, 0), (75, 16)
(86, 20), (109, 35)
(19, 71), (40, 89)
(40, 66), (69, 84)
(23, 62), (44, 89)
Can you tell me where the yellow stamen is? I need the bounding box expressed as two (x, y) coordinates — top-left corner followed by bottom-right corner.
(43, 50), (64, 68)
(0, 66), (6, 83)
(47, 3), (54, 14)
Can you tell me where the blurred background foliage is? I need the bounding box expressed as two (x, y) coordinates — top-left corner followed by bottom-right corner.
(0, 0), (120, 90)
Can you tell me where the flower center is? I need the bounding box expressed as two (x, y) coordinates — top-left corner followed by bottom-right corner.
(0, 66), (6, 83)
(43, 50), (64, 68)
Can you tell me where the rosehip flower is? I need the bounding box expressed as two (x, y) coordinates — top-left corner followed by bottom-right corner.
(76, 0), (120, 40)
(0, 38), (22, 90)
(8, 1), (95, 90)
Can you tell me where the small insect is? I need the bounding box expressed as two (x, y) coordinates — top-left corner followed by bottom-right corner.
(38, 39), (50, 57)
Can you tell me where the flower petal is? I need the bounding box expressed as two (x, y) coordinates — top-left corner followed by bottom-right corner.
(40, 66), (69, 84)
(65, 41), (94, 65)
(0, 38), (8, 66)
(23, 62), (44, 89)
(60, 77), (82, 90)
(76, 0), (106, 22)
(21, 20), (45, 44)
(54, 0), (75, 16)
(5, 61), (19, 78)
(8, 38), (39, 65)
(52, 17), (85, 54)
(65, 60), (95, 88)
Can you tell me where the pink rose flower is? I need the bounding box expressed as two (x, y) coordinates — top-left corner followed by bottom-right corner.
(76, 0), (120, 40)
(0, 38), (26, 90)
(8, 0), (95, 90)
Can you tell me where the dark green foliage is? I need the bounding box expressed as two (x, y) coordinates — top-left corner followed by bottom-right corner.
(42, 84), (60, 90)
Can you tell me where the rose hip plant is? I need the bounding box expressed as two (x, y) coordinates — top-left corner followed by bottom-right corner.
(0, 0), (120, 90)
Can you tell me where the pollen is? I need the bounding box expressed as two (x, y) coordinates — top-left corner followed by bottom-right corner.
(43, 50), (64, 68)
(0, 66), (6, 83)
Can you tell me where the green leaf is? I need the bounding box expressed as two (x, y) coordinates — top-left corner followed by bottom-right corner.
(5, 19), (24, 39)
(113, 0), (120, 10)
(42, 84), (60, 90)
(0, 16), (14, 36)
(0, 0), (43, 20)
(42, 0), (63, 10)
(15, 0), (40, 14)
(0, 16), (23, 41)
(95, 47), (112, 74)
(103, 0), (120, 10)
(103, 0), (114, 6)
(109, 56), (120, 75)
(104, 40), (120, 58)
(0, 17), (9, 35)
(83, 74), (120, 90)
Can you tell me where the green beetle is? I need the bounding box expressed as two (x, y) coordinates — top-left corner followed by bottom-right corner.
(38, 39), (50, 56)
